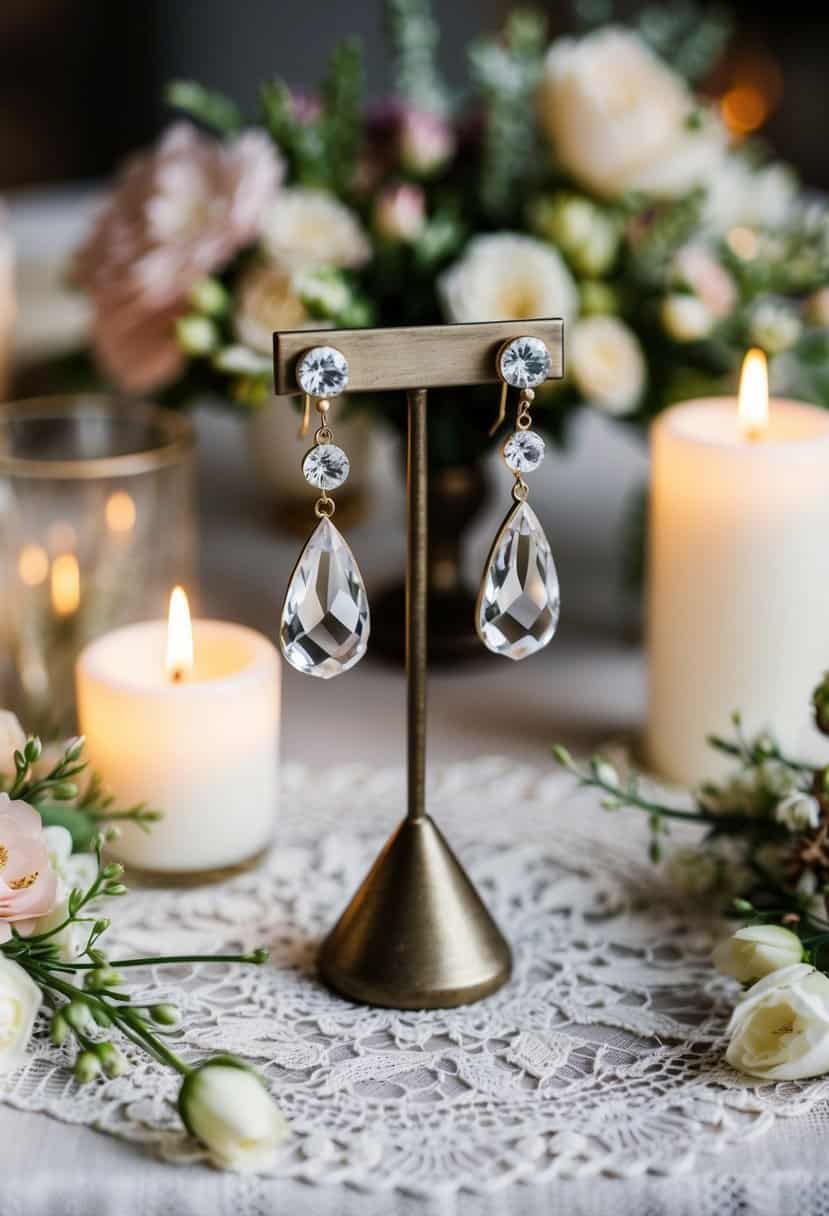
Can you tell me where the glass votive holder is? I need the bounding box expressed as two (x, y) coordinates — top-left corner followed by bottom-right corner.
(0, 395), (196, 737)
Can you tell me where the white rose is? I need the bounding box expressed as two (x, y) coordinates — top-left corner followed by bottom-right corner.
(775, 792), (821, 833)
(439, 233), (577, 326)
(260, 188), (371, 271)
(179, 1059), (290, 1171)
(726, 964), (829, 1080)
(661, 294), (713, 342)
(0, 711), (26, 778)
(569, 316), (645, 415)
(704, 157), (797, 234)
(0, 957), (41, 1072)
(538, 28), (726, 200)
(713, 924), (804, 983)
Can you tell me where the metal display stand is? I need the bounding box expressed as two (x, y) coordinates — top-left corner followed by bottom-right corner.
(274, 319), (564, 1009)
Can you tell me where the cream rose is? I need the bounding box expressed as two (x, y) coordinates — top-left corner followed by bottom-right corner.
(234, 264), (312, 355)
(0, 957), (41, 1073)
(179, 1058), (290, 1171)
(260, 188), (371, 271)
(539, 28), (726, 200)
(0, 712), (26, 778)
(569, 316), (645, 415)
(438, 233), (577, 326)
(725, 964), (829, 1081)
(704, 158), (797, 234)
(713, 924), (804, 984)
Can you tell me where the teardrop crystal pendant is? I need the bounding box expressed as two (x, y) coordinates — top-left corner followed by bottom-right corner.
(280, 517), (370, 678)
(476, 501), (560, 660)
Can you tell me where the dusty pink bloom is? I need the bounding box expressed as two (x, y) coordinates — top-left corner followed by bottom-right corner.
(374, 182), (426, 242)
(398, 109), (455, 175)
(0, 795), (57, 943)
(75, 122), (283, 393)
(673, 244), (737, 322)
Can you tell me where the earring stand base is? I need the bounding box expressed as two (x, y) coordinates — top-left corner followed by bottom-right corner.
(318, 813), (511, 1009)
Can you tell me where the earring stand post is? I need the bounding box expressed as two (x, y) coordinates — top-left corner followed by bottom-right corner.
(407, 387), (428, 825)
(274, 320), (563, 1009)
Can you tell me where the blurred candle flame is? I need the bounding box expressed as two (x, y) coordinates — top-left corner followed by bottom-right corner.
(106, 490), (136, 534)
(166, 586), (194, 682)
(738, 348), (769, 441)
(51, 554), (80, 617)
(18, 544), (49, 587)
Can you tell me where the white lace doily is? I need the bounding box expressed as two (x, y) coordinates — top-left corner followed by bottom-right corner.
(3, 758), (829, 1197)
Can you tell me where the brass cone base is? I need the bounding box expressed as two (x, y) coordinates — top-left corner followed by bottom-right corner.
(318, 815), (512, 1009)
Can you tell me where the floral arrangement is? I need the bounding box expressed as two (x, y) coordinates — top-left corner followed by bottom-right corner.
(554, 672), (829, 1082)
(69, 1), (829, 467)
(0, 711), (288, 1171)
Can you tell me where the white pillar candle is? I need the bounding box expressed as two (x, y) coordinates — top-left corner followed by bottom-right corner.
(647, 352), (829, 785)
(76, 597), (280, 875)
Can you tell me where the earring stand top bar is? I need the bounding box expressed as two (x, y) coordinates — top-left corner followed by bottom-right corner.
(273, 319), (563, 395)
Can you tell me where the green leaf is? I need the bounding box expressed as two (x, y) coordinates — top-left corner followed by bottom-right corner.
(320, 38), (365, 195)
(166, 80), (242, 134)
(38, 804), (98, 852)
(385, 0), (450, 115)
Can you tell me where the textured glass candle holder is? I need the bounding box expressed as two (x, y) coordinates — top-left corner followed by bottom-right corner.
(0, 396), (196, 737)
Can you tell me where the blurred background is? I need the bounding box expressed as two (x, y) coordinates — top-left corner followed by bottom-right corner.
(0, 0), (826, 191)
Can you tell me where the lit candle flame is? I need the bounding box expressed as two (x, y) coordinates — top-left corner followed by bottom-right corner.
(51, 554), (80, 617)
(738, 348), (769, 441)
(166, 586), (194, 682)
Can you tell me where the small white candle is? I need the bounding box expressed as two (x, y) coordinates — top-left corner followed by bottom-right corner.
(647, 351), (829, 784)
(76, 589), (280, 875)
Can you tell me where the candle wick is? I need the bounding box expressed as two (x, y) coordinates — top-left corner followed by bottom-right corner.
(171, 668), (184, 684)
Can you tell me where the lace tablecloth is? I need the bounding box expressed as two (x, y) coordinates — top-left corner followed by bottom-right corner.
(4, 758), (829, 1209)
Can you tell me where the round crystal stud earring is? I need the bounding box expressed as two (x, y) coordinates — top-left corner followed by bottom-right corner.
(476, 336), (560, 660)
(279, 347), (370, 679)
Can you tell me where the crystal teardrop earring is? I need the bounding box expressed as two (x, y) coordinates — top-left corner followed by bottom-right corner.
(280, 346), (370, 678)
(476, 336), (560, 660)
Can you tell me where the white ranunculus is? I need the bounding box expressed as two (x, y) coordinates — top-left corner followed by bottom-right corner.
(660, 294), (713, 342)
(713, 924), (804, 984)
(0, 711), (26, 777)
(569, 316), (645, 415)
(726, 964), (829, 1080)
(704, 157), (797, 234)
(260, 188), (371, 271)
(438, 233), (577, 326)
(775, 792), (821, 833)
(0, 957), (41, 1072)
(538, 28), (726, 200)
(179, 1059), (290, 1172)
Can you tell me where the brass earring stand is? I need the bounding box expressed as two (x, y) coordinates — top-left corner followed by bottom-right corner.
(274, 319), (564, 1009)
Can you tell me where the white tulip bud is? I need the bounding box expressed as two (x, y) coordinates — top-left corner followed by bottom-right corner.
(712, 924), (804, 984)
(775, 792), (821, 833)
(726, 965), (829, 1080)
(178, 1059), (290, 1171)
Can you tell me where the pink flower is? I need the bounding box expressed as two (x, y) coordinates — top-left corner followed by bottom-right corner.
(0, 795), (57, 944)
(398, 109), (455, 175)
(75, 122), (283, 393)
(672, 244), (737, 322)
(374, 183), (426, 242)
